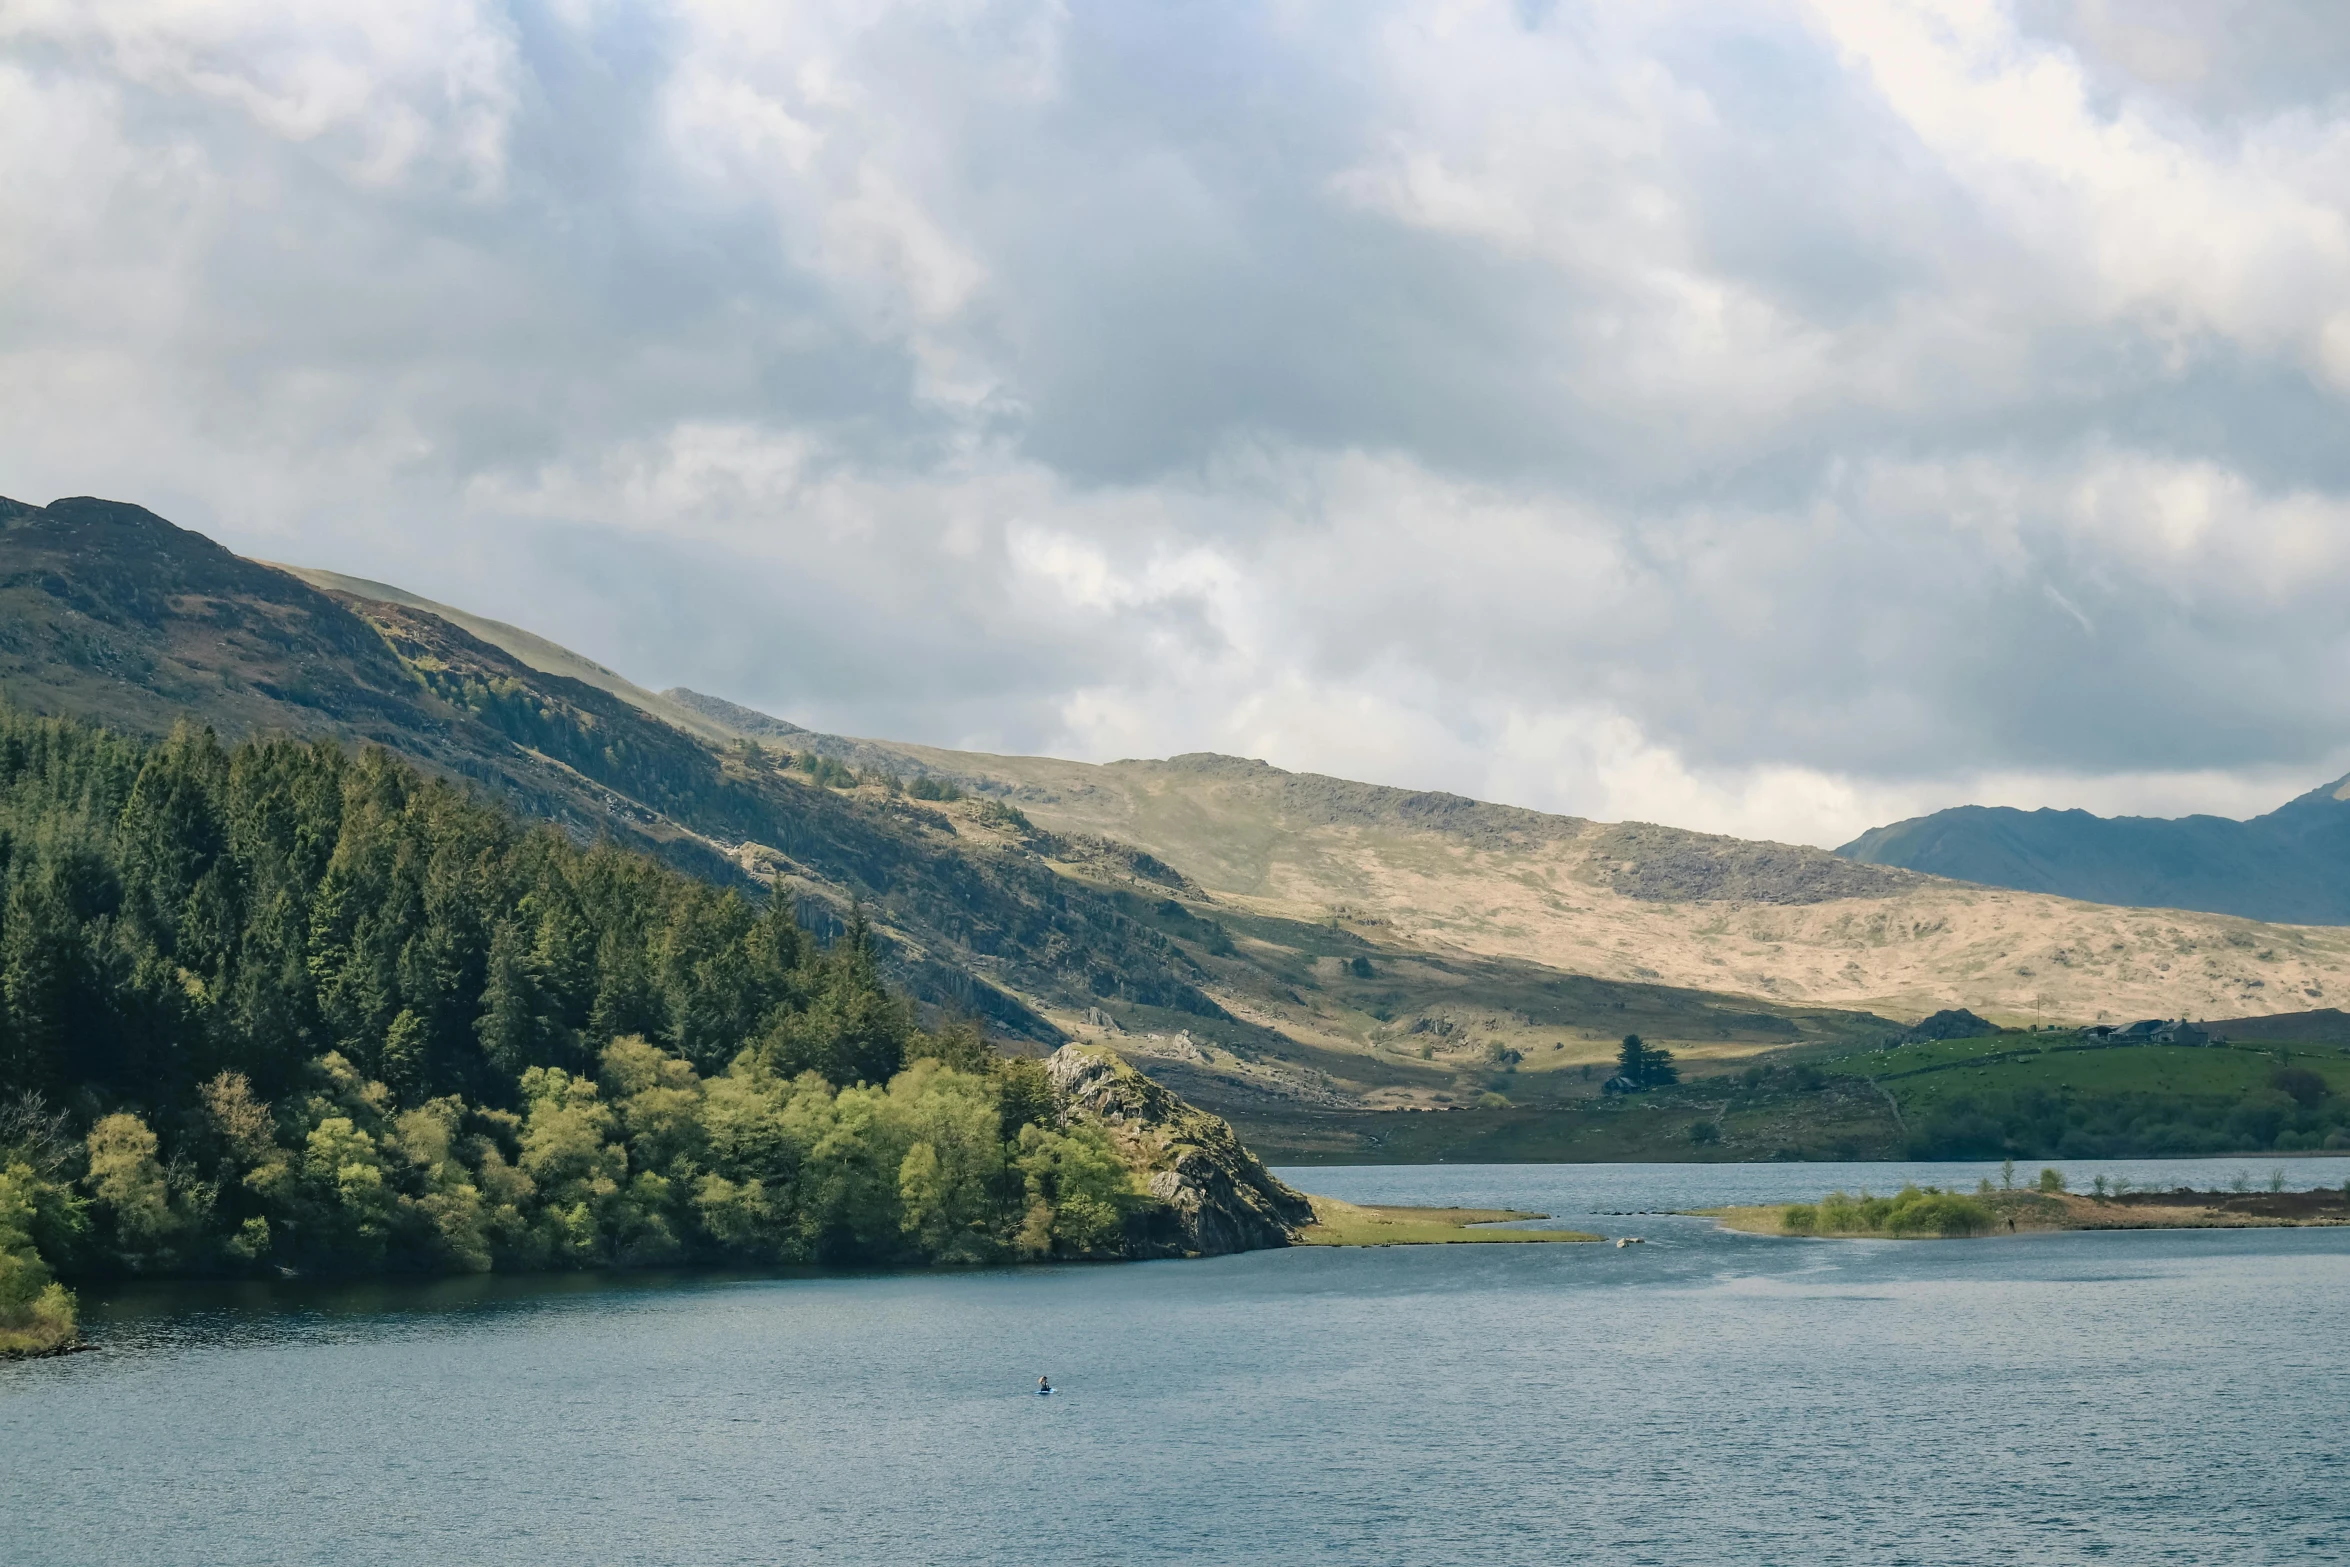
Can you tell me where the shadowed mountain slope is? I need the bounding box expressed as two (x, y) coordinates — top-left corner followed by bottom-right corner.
(1840, 778), (2350, 925)
(272, 564), (743, 748)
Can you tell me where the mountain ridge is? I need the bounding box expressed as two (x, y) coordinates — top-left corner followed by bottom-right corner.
(1840, 774), (2350, 925)
(647, 690), (2350, 1029)
(273, 564), (745, 748)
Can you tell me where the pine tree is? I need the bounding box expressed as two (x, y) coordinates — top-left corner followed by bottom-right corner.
(1616, 1033), (1678, 1089)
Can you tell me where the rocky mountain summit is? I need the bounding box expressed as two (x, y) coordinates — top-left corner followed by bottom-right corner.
(1047, 1045), (1313, 1256)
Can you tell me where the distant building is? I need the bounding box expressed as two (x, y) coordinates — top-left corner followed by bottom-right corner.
(1601, 1075), (1643, 1095)
(2086, 1018), (2214, 1047)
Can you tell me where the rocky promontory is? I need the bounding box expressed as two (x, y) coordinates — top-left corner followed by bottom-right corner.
(1046, 1044), (1313, 1257)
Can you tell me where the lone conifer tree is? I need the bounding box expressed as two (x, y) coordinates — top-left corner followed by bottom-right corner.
(1617, 1033), (1678, 1088)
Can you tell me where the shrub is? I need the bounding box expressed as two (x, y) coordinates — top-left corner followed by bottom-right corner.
(2228, 1095), (2290, 1149)
(795, 753), (858, 789)
(0, 1162), (79, 1355)
(1790, 1184), (1993, 1238)
(1883, 1189), (1994, 1237)
(2271, 1067), (2328, 1108)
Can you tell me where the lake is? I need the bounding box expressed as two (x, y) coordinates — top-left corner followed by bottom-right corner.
(7, 1157), (2350, 1565)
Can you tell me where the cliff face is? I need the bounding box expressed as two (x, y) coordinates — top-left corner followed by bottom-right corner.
(1046, 1045), (1312, 1257)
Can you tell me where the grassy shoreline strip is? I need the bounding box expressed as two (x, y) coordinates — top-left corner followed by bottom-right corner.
(1701, 1184), (2350, 1240)
(1298, 1196), (1601, 1246)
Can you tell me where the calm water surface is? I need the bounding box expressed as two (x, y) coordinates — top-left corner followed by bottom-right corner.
(7, 1157), (2350, 1566)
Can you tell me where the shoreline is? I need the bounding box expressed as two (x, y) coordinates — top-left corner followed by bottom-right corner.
(1704, 1187), (2350, 1239)
(1296, 1197), (1601, 1246)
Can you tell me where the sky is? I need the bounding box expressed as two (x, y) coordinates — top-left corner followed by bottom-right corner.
(6, 0), (2350, 847)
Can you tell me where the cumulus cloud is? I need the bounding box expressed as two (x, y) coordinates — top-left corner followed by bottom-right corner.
(3, 0), (2349, 845)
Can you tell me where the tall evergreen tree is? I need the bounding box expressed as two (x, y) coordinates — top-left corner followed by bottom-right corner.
(1616, 1033), (1678, 1089)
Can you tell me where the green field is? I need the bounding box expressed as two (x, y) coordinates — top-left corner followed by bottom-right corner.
(1218, 1031), (2350, 1164)
(1210, 1069), (1905, 1164)
(1811, 1033), (2350, 1159)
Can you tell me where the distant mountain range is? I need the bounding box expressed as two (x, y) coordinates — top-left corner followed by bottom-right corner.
(1839, 778), (2350, 925)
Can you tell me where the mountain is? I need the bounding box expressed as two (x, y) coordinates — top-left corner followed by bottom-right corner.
(0, 496), (1250, 1044)
(649, 708), (2350, 1031)
(270, 565), (746, 748)
(1838, 777), (2350, 925)
(9, 492), (2350, 1160)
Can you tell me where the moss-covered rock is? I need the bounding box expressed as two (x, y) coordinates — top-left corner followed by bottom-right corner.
(1045, 1045), (1311, 1256)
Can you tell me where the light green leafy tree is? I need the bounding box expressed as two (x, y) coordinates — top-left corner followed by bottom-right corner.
(890, 1061), (1008, 1263)
(518, 1067), (629, 1265)
(1013, 1122), (1139, 1259)
(0, 1161), (79, 1354)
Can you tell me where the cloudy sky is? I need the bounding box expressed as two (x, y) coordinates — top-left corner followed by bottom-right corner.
(6, 0), (2350, 845)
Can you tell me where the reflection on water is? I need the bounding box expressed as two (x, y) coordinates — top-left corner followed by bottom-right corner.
(5, 1157), (2349, 1567)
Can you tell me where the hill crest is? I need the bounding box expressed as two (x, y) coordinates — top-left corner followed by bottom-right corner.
(1841, 773), (2350, 925)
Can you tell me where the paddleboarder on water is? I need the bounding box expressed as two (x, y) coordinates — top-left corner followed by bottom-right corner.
(1037, 1375), (1052, 1396)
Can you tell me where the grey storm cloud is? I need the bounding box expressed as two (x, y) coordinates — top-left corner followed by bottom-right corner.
(4, 0), (2350, 844)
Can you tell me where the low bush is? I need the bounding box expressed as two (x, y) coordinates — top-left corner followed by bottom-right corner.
(1780, 1184), (1994, 1238)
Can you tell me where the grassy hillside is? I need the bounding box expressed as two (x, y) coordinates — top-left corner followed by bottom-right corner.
(1223, 1070), (1907, 1165)
(1809, 1030), (2350, 1159)
(1251, 1028), (2350, 1166)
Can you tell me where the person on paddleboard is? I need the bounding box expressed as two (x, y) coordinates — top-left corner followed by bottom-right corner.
(1037, 1375), (1052, 1395)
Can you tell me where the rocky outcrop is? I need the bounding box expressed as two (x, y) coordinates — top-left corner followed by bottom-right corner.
(1898, 1007), (1995, 1044)
(1588, 821), (1921, 905)
(1045, 1044), (1313, 1258)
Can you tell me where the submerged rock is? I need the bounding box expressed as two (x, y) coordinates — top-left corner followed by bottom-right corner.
(1045, 1044), (1313, 1258)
